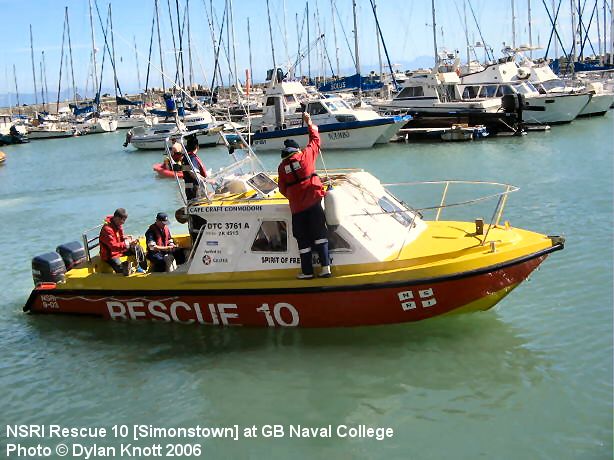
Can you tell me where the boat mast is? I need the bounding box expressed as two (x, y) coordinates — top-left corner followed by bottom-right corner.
(229, 0), (239, 99)
(88, 0), (99, 98)
(463, 0), (470, 65)
(175, 0), (186, 91)
(65, 7), (77, 103)
(266, 0), (277, 72)
(431, 0), (438, 66)
(330, 0), (340, 76)
(570, 0), (577, 63)
(133, 35), (142, 90)
(247, 17), (254, 86)
(41, 51), (49, 111)
(13, 64), (21, 115)
(352, 0), (362, 99)
(155, 0), (166, 91)
(29, 25), (39, 107)
(109, 3), (119, 112)
(294, 13), (303, 77)
(374, 0), (383, 78)
(528, 0), (533, 57)
(511, 0), (517, 49)
(307, 2), (311, 81)
(187, 0), (194, 89)
(283, 0), (289, 65)
(597, 0), (603, 65)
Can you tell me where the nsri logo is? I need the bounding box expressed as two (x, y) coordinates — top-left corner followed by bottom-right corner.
(397, 288), (437, 310)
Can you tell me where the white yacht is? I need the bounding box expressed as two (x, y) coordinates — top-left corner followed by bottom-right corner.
(127, 109), (221, 150)
(248, 71), (408, 150)
(522, 58), (613, 117)
(459, 58), (590, 124)
(371, 68), (502, 113)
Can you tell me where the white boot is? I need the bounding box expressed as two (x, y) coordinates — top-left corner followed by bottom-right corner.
(296, 272), (314, 280)
(319, 266), (331, 278)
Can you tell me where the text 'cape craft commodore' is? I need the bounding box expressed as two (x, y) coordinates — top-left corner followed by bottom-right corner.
(24, 133), (564, 327)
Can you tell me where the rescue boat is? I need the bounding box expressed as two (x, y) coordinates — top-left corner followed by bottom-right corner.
(24, 137), (563, 328)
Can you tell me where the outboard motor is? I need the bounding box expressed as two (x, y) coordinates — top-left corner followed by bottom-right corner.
(32, 252), (66, 285)
(55, 241), (86, 270)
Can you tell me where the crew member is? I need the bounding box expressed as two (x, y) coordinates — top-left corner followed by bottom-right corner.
(277, 112), (331, 279)
(99, 208), (143, 275)
(181, 134), (207, 201)
(145, 212), (186, 272)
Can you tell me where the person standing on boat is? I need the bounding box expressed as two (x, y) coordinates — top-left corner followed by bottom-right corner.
(99, 208), (143, 275)
(278, 112), (331, 279)
(181, 134), (207, 201)
(145, 212), (186, 272)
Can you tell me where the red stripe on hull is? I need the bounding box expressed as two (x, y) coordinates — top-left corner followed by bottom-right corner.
(26, 255), (547, 327)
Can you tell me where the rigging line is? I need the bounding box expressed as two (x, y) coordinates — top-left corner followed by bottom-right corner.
(466, 0), (493, 61)
(65, 7), (77, 103)
(145, 6), (157, 93)
(209, 3), (228, 100)
(111, 22), (208, 111)
(541, 0), (570, 64)
(369, 0), (399, 92)
(93, 0), (123, 96)
(333, 2), (356, 67)
(166, 0), (179, 86)
(56, 18), (67, 113)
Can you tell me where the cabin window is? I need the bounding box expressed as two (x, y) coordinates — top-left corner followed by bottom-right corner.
(265, 97), (277, 106)
(396, 86), (424, 98)
(462, 86), (479, 99)
(328, 228), (352, 253)
(324, 101), (340, 112)
(251, 221), (288, 252)
(335, 115), (356, 123)
(478, 85), (498, 98)
(496, 85), (515, 97)
(378, 196), (415, 227)
(285, 95), (297, 104)
(307, 103), (328, 115)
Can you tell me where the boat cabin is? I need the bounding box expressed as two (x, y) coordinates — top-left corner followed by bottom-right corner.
(181, 169), (425, 277)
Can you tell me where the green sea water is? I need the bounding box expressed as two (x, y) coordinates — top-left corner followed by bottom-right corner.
(0, 114), (612, 459)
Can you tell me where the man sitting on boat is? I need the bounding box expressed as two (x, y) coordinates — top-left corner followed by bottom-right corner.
(145, 212), (186, 272)
(99, 208), (144, 275)
(278, 112), (332, 279)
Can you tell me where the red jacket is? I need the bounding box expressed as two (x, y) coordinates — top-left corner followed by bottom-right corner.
(99, 216), (127, 261)
(277, 124), (324, 214)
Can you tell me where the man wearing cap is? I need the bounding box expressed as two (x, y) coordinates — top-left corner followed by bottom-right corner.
(277, 112), (331, 279)
(145, 212), (186, 272)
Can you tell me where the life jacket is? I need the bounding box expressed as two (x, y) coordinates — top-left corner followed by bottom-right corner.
(277, 124), (324, 214)
(147, 223), (172, 251)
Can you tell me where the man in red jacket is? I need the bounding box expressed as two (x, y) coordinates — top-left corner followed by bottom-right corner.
(99, 208), (142, 274)
(278, 112), (331, 279)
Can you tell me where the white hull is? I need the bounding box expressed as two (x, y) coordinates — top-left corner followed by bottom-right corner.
(375, 118), (409, 144)
(522, 93), (590, 124)
(78, 118), (118, 133)
(578, 92), (614, 117)
(27, 128), (75, 139)
(116, 115), (156, 129)
(252, 123), (393, 151)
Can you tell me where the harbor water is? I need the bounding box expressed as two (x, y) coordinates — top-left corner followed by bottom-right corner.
(0, 115), (612, 459)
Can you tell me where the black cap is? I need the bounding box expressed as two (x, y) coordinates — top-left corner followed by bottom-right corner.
(156, 212), (169, 223)
(284, 139), (299, 149)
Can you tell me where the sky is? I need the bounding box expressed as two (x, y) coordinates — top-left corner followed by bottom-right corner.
(0, 0), (611, 105)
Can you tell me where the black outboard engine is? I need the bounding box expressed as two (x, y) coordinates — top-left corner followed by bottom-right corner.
(32, 252), (66, 285)
(55, 241), (86, 270)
